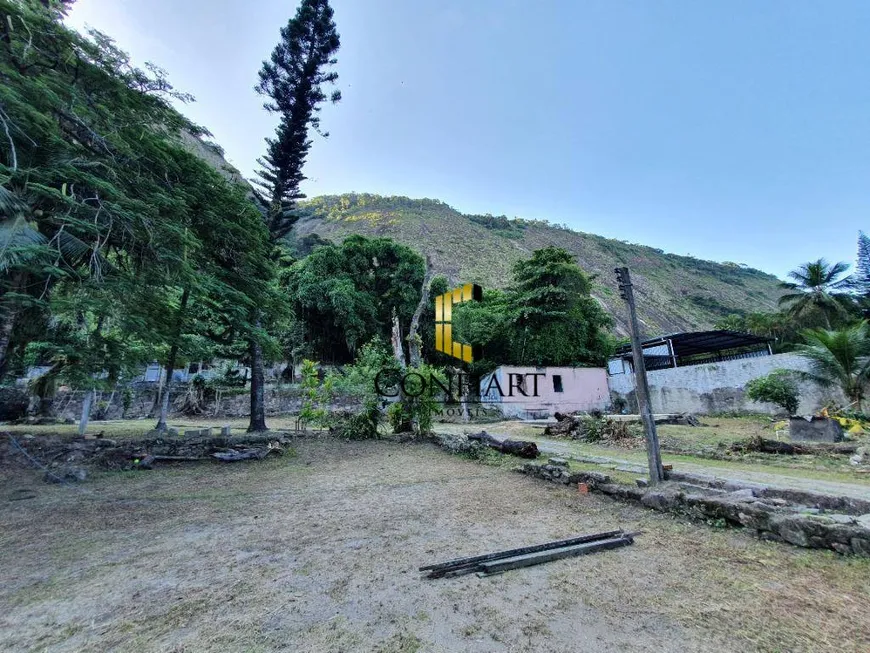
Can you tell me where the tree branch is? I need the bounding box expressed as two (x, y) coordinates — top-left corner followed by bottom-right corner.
(0, 106), (18, 170)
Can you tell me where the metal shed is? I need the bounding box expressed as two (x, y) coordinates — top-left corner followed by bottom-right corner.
(607, 330), (773, 375)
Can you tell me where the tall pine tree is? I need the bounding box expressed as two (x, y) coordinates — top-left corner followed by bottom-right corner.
(248, 0), (340, 431)
(854, 231), (870, 294)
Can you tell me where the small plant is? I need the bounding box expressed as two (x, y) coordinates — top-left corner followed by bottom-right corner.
(387, 401), (410, 433)
(121, 386), (134, 418)
(745, 370), (800, 415)
(298, 359), (333, 430)
(390, 363), (446, 436)
(92, 400), (110, 421)
(333, 399), (382, 440)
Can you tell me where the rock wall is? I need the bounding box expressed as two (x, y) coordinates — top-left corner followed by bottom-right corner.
(14, 385), (362, 422)
(607, 353), (841, 415)
(517, 460), (870, 557)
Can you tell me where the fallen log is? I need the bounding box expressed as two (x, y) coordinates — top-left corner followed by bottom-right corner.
(467, 431), (539, 458)
(731, 437), (858, 456)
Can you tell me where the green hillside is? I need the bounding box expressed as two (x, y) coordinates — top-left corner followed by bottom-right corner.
(292, 194), (783, 337)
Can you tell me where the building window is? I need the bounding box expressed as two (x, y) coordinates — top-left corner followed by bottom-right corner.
(553, 375), (563, 393)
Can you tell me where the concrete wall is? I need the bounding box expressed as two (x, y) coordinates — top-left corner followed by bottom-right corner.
(481, 366), (610, 419)
(607, 353), (841, 415)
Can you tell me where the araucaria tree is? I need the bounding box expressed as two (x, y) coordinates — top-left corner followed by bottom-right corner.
(249, 0), (341, 431)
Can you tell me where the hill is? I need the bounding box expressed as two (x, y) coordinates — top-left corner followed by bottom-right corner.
(292, 194), (783, 337)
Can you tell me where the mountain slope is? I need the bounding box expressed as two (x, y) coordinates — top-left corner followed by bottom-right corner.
(293, 194), (783, 337)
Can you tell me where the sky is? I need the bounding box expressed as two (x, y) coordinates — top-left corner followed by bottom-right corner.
(66, 0), (870, 280)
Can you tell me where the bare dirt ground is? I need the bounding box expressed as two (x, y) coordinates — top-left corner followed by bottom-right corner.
(2, 439), (869, 652)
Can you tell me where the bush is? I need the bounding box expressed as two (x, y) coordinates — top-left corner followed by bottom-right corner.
(332, 399), (382, 440)
(389, 363), (446, 435)
(325, 339), (395, 397)
(299, 360), (333, 429)
(745, 370), (799, 415)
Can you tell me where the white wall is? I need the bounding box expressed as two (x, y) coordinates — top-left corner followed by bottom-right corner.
(607, 353), (840, 415)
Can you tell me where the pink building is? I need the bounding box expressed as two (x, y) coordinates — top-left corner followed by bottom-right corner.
(479, 366), (610, 419)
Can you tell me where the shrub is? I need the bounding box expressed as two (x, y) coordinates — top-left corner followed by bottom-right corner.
(299, 360), (333, 429)
(333, 399), (382, 440)
(745, 370), (800, 415)
(395, 363), (446, 435)
(121, 386), (134, 418)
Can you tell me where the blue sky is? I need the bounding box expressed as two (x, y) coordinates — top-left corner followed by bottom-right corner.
(67, 0), (870, 279)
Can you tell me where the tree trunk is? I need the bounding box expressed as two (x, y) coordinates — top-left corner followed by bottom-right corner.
(467, 431), (539, 458)
(154, 357), (176, 431)
(391, 309), (407, 367)
(248, 331), (268, 432)
(407, 254), (433, 368)
(0, 271), (26, 383)
(78, 389), (93, 436)
(154, 287), (190, 430)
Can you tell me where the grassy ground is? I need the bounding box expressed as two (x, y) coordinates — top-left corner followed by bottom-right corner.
(2, 439), (868, 652)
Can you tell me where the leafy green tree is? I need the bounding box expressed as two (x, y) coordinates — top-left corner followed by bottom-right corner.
(385, 362), (445, 436)
(285, 235), (424, 362)
(453, 247), (614, 368)
(778, 259), (854, 329)
(25, 280), (154, 423)
(745, 370), (800, 415)
(325, 337), (391, 439)
(248, 0), (341, 431)
(1, 1), (274, 427)
(796, 322), (870, 411)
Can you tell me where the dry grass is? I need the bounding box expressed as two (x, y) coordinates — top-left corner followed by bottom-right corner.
(2, 416), (313, 441)
(1, 439), (868, 652)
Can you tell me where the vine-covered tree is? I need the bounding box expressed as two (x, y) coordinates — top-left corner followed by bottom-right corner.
(249, 0), (341, 431)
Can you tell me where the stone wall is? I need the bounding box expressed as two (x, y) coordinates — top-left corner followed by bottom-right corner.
(19, 385), (362, 422)
(517, 460), (870, 557)
(607, 353), (841, 415)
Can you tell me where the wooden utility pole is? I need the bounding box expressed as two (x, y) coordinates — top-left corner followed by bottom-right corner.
(615, 267), (664, 484)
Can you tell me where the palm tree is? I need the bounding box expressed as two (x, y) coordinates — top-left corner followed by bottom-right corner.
(795, 322), (870, 411)
(778, 259), (853, 329)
